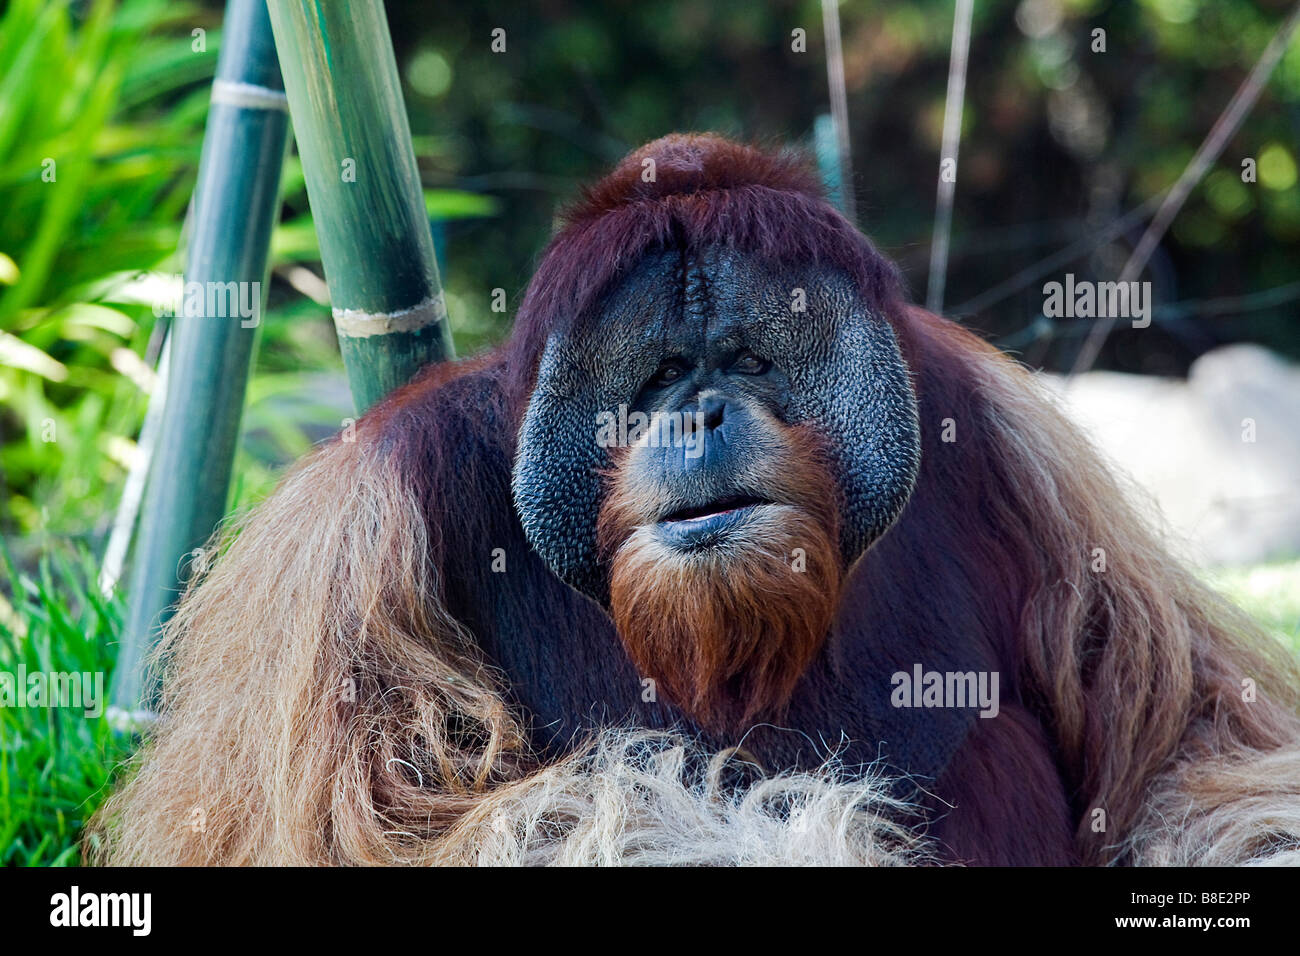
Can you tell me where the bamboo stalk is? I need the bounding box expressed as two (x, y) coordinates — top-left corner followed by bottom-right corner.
(266, 0), (454, 413)
(111, 0), (289, 717)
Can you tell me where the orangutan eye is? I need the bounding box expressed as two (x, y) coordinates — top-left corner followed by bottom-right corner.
(730, 352), (771, 376)
(649, 361), (687, 387)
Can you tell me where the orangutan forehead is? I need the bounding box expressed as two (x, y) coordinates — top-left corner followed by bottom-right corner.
(579, 243), (856, 350)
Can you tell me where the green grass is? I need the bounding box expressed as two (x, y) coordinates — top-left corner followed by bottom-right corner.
(0, 545), (129, 866)
(1208, 557), (1300, 655)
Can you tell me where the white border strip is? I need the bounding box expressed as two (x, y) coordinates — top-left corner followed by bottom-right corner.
(333, 294), (448, 338)
(211, 79), (289, 112)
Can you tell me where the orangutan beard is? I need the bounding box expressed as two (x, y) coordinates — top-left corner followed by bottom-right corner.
(596, 427), (843, 734)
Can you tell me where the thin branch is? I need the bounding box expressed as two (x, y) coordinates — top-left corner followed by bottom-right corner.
(1069, 1), (1300, 377)
(926, 0), (976, 314)
(995, 278), (1300, 349)
(821, 0), (855, 224)
(951, 190), (1168, 316)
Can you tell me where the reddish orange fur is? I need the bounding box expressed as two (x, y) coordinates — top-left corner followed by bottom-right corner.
(597, 423), (842, 732)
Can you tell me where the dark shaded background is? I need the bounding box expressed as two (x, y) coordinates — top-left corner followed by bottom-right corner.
(384, 0), (1299, 375)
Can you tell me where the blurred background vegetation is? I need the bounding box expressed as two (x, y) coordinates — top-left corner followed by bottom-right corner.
(0, 0), (1297, 861)
(3, 0), (1299, 549)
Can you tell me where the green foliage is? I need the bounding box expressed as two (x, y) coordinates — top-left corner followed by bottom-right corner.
(0, 0), (210, 539)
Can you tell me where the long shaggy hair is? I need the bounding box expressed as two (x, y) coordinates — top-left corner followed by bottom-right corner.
(89, 134), (1300, 865)
(900, 306), (1300, 864)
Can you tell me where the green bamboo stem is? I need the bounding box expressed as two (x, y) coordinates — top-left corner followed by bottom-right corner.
(111, 0), (289, 716)
(267, 0), (454, 413)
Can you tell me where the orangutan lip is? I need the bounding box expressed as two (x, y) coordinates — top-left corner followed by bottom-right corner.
(656, 496), (770, 547)
(659, 495), (769, 524)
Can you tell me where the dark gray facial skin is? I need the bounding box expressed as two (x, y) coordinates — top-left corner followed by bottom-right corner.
(512, 243), (922, 605)
(625, 378), (793, 553)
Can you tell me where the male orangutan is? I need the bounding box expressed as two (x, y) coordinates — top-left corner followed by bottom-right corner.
(93, 134), (1300, 866)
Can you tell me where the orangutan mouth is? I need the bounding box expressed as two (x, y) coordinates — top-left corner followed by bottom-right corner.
(656, 495), (772, 546)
